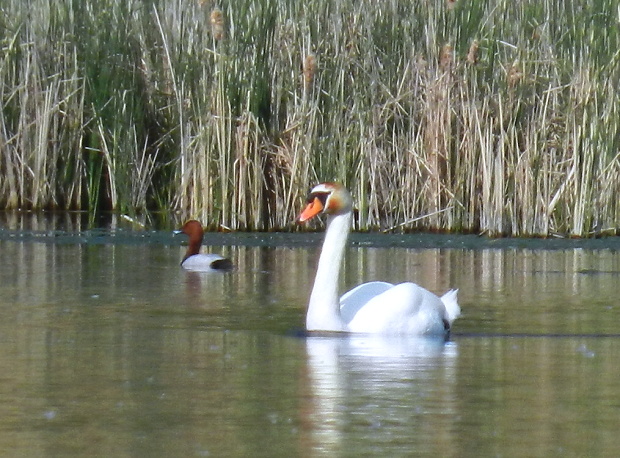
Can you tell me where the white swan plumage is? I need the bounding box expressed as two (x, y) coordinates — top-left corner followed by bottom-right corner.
(298, 182), (460, 335)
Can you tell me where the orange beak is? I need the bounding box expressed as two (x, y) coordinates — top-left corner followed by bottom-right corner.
(298, 197), (324, 223)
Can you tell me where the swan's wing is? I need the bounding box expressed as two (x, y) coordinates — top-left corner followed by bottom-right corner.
(347, 282), (450, 335)
(440, 289), (460, 323)
(339, 281), (393, 323)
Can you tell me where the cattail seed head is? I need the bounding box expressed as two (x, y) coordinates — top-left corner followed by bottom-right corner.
(507, 60), (523, 87)
(210, 7), (225, 41)
(467, 40), (479, 65)
(303, 54), (316, 92)
(439, 44), (453, 72)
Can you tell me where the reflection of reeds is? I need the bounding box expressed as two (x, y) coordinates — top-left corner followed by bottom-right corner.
(1, 0), (619, 236)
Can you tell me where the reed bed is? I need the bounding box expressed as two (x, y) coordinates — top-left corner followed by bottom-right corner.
(0, 0), (619, 236)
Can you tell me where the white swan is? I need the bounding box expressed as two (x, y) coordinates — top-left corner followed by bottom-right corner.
(174, 220), (233, 271)
(298, 182), (460, 335)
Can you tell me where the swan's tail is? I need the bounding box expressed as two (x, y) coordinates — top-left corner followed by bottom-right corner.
(441, 289), (460, 324)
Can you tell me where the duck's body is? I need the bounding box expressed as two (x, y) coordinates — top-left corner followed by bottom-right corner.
(299, 183), (460, 335)
(180, 253), (233, 271)
(175, 220), (233, 272)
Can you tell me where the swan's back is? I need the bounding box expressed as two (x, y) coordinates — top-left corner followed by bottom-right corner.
(340, 281), (393, 323)
(344, 282), (458, 335)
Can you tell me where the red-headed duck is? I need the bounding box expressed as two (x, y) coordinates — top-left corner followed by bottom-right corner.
(174, 220), (233, 271)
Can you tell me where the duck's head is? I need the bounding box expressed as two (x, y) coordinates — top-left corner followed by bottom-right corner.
(298, 182), (352, 223)
(174, 220), (204, 243)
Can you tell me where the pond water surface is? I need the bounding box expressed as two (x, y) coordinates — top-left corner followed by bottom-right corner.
(0, 216), (619, 456)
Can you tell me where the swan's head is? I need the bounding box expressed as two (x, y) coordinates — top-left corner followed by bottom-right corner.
(298, 182), (352, 222)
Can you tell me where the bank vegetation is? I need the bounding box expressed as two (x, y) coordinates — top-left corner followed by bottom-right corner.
(1, 0), (619, 236)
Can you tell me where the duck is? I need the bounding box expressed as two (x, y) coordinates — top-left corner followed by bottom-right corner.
(174, 220), (233, 271)
(298, 182), (460, 335)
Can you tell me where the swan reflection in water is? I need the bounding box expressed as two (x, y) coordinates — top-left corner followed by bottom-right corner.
(301, 335), (459, 455)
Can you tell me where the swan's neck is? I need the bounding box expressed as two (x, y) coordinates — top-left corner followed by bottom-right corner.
(307, 210), (351, 332)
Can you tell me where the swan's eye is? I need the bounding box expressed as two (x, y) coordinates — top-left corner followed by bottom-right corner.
(307, 192), (329, 207)
(299, 192), (331, 222)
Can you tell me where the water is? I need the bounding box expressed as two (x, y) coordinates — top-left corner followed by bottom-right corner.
(0, 219), (619, 456)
